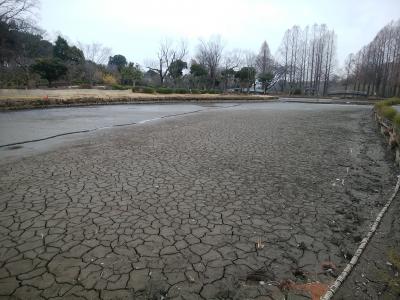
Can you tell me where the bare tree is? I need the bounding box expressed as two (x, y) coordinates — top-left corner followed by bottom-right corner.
(278, 29), (290, 92)
(74, 43), (112, 86)
(78, 42), (111, 65)
(277, 24), (336, 95)
(221, 49), (243, 90)
(147, 39), (187, 86)
(344, 54), (355, 91)
(196, 36), (224, 88)
(0, 0), (39, 24)
(347, 19), (400, 97)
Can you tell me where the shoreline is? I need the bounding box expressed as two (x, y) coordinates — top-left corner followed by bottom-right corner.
(0, 89), (378, 111)
(0, 92), (278, 111)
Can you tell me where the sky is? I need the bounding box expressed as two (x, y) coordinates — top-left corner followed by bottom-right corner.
(39, 0), (400, 69)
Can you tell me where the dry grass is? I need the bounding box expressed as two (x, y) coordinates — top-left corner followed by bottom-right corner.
(0, 89), (277, 110)
(379, 248), (400, 296)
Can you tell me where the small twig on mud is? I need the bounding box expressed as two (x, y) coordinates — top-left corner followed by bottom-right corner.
(256, 237), (264, 249)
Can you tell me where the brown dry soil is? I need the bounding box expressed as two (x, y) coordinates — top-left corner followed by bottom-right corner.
(0, 103), (398, 299)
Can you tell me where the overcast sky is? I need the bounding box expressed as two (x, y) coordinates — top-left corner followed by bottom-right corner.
(39, 0), (400, 68)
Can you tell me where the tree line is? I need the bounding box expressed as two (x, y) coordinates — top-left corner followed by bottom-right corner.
(0, 0), (399, 97)
(0, 8), (276, 93)
(344, 20), (400, 97)
(277, 24), (336, 96)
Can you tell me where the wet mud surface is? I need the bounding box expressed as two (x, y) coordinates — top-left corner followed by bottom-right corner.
(0, 103), (396, 299)
(333, 191), (400, 300)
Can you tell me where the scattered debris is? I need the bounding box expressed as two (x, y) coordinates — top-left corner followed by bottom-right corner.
(256, 237), (264, 249)
(279, 279), (329, 300)
(293, 268), (307, 280)
(321, 262), (337, 271)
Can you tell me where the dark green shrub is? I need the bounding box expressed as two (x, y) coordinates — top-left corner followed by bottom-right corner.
(191, 89), (201, 94)
(142, 87), (155, 94)
(174, 88), (188, 94)
(156, 87), (174, 94)
(132, 86), (146, 93)
(207, 89), (219, 94)
(132, 86), (157, 93)
(111, 84), (130, 90)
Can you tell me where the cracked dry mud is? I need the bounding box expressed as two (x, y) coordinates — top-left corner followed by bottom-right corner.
(333, 192), (400, 300)
(0, 104), (396, 299)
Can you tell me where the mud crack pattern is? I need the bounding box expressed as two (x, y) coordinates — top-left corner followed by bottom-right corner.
(0, 104), (396, 299)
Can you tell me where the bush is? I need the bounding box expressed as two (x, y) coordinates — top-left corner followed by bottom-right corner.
(103, 74), (117, 85)
(132, 86), (147, 93)
(174, 88), (189, 94)
(132, 86), (157, 93)
(156, 87), (174, 94)
(207, 89), (219, 94)
(375, 98), (400, 110)
(381, 106), (397, 121)
(111, 84), (130, 90)
(142, 87), (155, 94)
(191, 89), (201, 94)
(389, 98), (400, 106)
(79, 83), (92, 89)
(375, 101), (387, 110)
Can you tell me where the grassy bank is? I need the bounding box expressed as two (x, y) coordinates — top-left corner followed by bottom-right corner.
(374, 97), (400, 127)
(0, 89), (278, 110)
